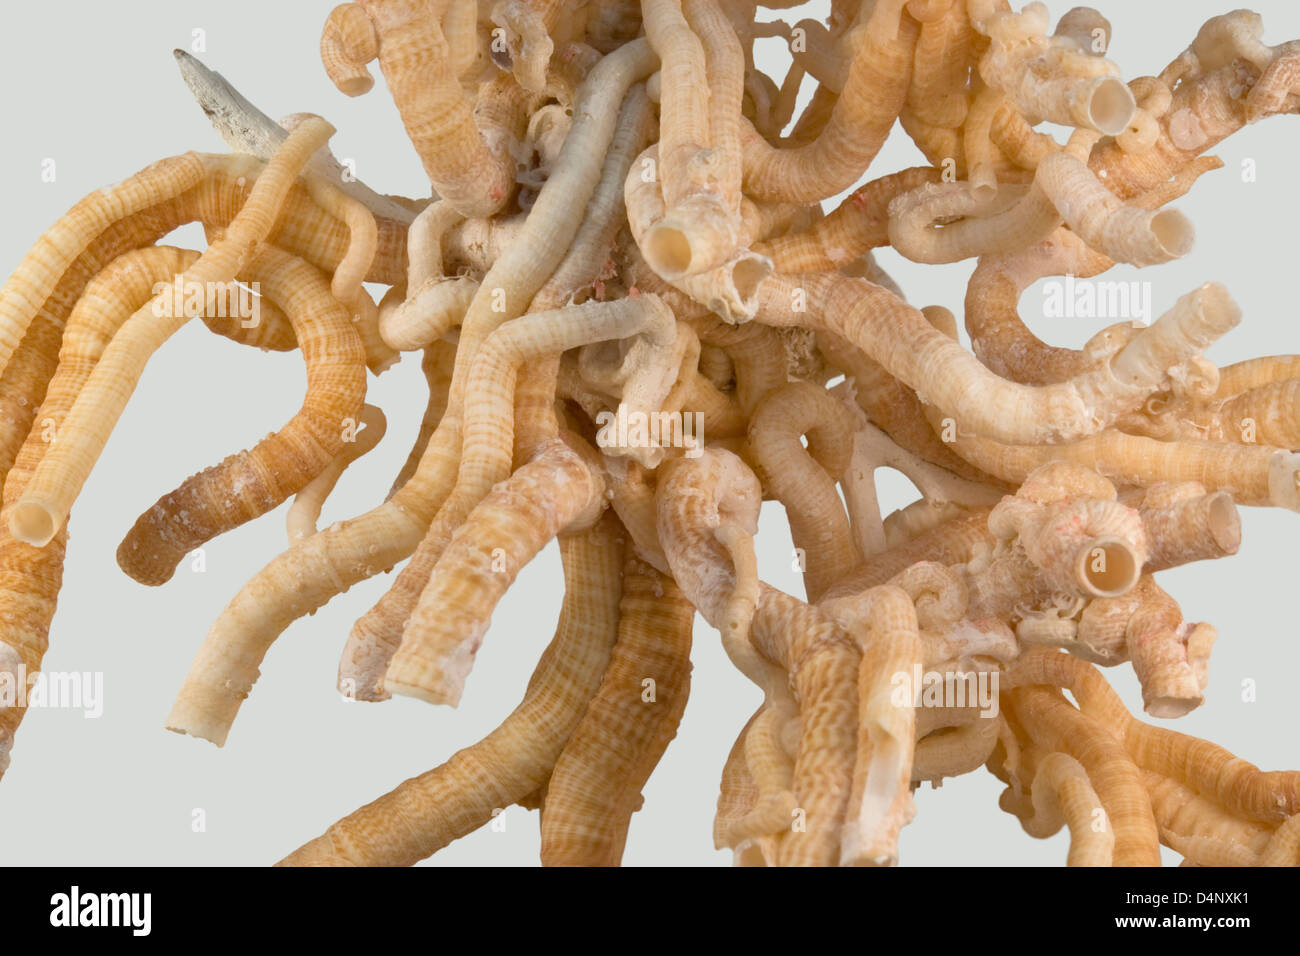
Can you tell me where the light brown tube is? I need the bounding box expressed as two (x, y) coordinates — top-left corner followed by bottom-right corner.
(936, 413), (1300, 512)
(354, 0), (514, 216)
(383, 438), (608, 704)
(301, 173), (398, 374)
(116, 244), (367, 585)
(755, 166), (940, 273)
(278, 513), (624, 865)
(321, 3), (380, 96)
(1143, 769), (1274, 866)
(750, 585), (860, 866)
(0, 209), (191, 489)
(287, 404), (388, 542)
(193, 160), (409, 286)
(656, 448), (763, 660)
(714, 708), (792, 864)
(1123, 576), (1214, 719)
(748, 382), (858, 602)
(1007, 685), (1161, 866)
(1216, 356), (1300, 399)
(740, 1), (918, 202)
(540, 554), (694, 865)
(1140, 490), (1240, 572)
(820, 585), (921, 866)
(907, 0), (973, 130)
(388, 340), (455, 498)
(1007, 649), (1300, 824)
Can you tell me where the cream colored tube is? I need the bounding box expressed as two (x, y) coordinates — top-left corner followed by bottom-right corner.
(1026, 752), (1115, 866)
(887, 180), (1063, 265)
(380, 277), (479, 351)
(636, 0), (745, 279)
(1035, 151), (1194, 266)
(820, 585), (922, 867)
(757, 273), (1239, 445)
(302, 172), (399, 373)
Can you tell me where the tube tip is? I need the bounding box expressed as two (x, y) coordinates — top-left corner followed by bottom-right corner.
(1190, 281), (1242, 333)
(1148, 208), (1195, 261)
(8, 499), (58, 548)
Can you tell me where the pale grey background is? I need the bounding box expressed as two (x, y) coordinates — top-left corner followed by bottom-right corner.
(0, 0), (1297, 866)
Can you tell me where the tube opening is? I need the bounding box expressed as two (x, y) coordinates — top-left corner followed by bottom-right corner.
(732, 256), (772, 302)
(1149, 208), (1195, 259)
(335, 75), (374, 97)
(1145, 695), (1200, 719)
(163, 719), (227, 748)
(644, 224), (693, 278)
(1078, 537), (1140, 597)
(9, 499), (57, 547)
(1087, 77), (1136, 136)
(968, 178), (997, 204)
(384, 675), (456, 707)
(1206, 492), (1242, 553)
